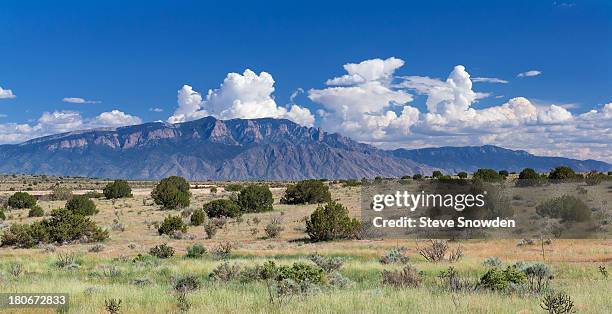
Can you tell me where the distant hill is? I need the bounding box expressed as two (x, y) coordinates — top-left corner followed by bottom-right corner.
(392, 145), (610, 173)
(0, 117), (607, 180)
(0, 117), (432, 180)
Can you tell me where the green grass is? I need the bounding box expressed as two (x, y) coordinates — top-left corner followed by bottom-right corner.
(0, 252), (610, 313)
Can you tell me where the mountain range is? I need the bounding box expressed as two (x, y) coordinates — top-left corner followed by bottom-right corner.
(0, 117), (608, 180)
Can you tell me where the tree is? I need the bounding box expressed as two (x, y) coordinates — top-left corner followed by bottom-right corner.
(66, 195), (98, 216)
(237, 185), (273, 213)
(8, 192), (37, 209)
(306, 201), (361, 242)
(203, 199), (242, 218)
(413, 174), (423, 180)
(103, 180), (132, 199)
(516, 168), (543, 187)
(432, 171), (443, 179)
(473, 169), (503, 182)
(457, 172), (468, 179)
(548, 166), (577, 182)
(280, 179), (332, 205)
(151, 176), (191, 209)
(498, 170), (509, 178)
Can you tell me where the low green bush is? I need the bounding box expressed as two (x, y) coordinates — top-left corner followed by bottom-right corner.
(149, 243), (175, 258)
(158, 215), (187, 235)
(478, 266), (526, 291)
(536, 195), (591, 222)
(151, 176), (191, 210)
(103, 180), (132, 199)
(28, 205), (45, 217)
(190, 209), (206, 226)
(66, 195), (98, 216)
(8, 192), (36, 209)
(306, 201), (361, 242)
(203, 199), (241, 218)
(185, 244), (207, 258)
(237, 185), (273, 213)
(1, 208), (108, 248)
(281, 180), (331, 205)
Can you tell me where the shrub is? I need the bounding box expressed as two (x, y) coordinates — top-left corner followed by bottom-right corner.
(44, 208), (108, 243)
(412, 174), (423, 180)
(173, 275), (202, 293)
(28, 205), (45, 217)
(89, 244), (105, 252)
(158, 215), (187, 235)
(149, 243), (175, 258)
(473, 168), (503, 182)
(478, 266), (526, 291)
(203, 218), (225, 239)
(51, 185), (73, 201)
(237, 185), (273, 213)
(8, 192), (36, 209)
(264, 217), (283, 238)
(151, 176), (191, 209)
(309, 254), (345, 273)
(84, 191), (104, 198)
(211, 241), (233, 259)
(536, 195), (591, 222)
(585, 171), (605, 186)
(306, 201), (361, 242)
(203, 199), (241, 218)
(281, 180), (332, 204)
(185, 244), (207, 258)
(498, 170), (509, 177)
(438, 267), (470, 292)
(275, 262), (326, 284)
(483, 256), (502, 268)
(418, 240), (448, 262)
(103, 180), (132, 199)
(55, 252), (81, 268)
(540, 291), (575, 314)
(379, 247), (410, 264)
(210, 262), (242, 281)
(382, 265), (421, 288)
(66, 195), (98, 216)
(516, 168), (545, 187)
(328, 272), (353, 288)
(457, 172), (468, 179)
(190, 209), (206, 226)
(548, 166), (577, 181)
(224, 183), (243, 192)
(516, 262), (553, 292)
(2, 208), (108, 247)
(104, 298), (122, 314)
(0, 209), (5, 220)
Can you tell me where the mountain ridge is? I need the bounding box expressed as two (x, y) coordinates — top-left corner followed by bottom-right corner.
(0, 116), (608, 179)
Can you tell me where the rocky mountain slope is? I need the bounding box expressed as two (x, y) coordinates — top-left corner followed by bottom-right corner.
(0, 117), (432, 180)
(0, 117), (608, 180)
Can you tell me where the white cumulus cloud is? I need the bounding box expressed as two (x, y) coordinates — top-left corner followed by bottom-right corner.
(91, 110), (142, 127)
(0, 109), (142, 144)
(0, 86), (16, 99)
(168, 70), (314, 126)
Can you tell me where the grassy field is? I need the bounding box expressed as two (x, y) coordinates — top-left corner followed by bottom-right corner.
(0, 175), (610, 313)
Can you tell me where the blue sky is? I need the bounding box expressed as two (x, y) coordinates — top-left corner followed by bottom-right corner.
(0, 0), (611, 161)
